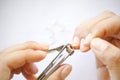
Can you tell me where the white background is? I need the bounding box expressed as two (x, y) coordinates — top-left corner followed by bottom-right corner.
(0, 0), (120, 80)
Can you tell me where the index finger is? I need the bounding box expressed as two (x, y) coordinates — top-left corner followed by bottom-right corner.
(2, 41), (49, 53)
(4, 49), (47, 70)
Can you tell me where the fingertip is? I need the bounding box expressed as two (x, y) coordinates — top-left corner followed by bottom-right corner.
(70, 44), (80, 50)
(80, 39), (90, 52)
(61, 64), (72, 79)
(22, 69), (36, 80)
(39, 43), (49, 51)
(35, 51), (47, 61)
(71, 36), (80, 49)
(80, 34), (94, 52)
(23, 63), (38, 75)
(62, 64), (72, 74)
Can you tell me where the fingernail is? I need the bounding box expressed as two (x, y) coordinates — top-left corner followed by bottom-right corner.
(80, 39), (90, 52)
(71, 36), (80, 48)
(91, 38), (108, 52)
(80, 38), (85, 50)
(80, 34), (93, 52)
(73, 36), (79, 44)
(84, 34), (93, 44)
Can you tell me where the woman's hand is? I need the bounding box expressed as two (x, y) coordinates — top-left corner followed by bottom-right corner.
(0, 41), (48, 80)
(72, 11), (120, 51)
(0, 41), (72, 80)
(72, 11), (120, 80)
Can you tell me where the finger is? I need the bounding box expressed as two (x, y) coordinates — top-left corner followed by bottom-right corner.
(0, 64), (10, 80)
(22, 69), (36, 80)
(2, 41), (49, 53)
(71, 36), (80, 49)
(91, 38), (120, 66)
(97, 66), (110, 80)
(47, 64), (72, 80)
(12, 63), (38, 77)
(23, 63), (38, 75)
(91, 15), (120, 38)
(5, 50), (46, 70)
(12, 67), (22, 74)
(95, 56), (110, 80)
(91, 38), (120, 79)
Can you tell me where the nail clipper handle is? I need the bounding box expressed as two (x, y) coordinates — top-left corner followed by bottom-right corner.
(37, 44), (74, 80)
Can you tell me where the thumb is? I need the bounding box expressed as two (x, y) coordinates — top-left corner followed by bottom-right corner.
(91, 38), (120, 67)
(47, 64), (72, 80)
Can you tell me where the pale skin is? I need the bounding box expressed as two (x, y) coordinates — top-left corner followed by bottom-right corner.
(72, 11), (120, 80)
(1, 11), (120, 80)
(0, 41), (72, 80)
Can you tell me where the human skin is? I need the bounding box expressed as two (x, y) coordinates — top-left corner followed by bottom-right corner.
(0, 41), (72, 80)
(71, 11), (120, 80)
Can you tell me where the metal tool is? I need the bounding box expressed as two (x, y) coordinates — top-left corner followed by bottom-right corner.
(37, 44), (74, 80)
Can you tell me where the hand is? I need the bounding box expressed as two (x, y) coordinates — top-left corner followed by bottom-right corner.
(71, 11), (120, 80)
(0, 41), (48, 80)
(0, 41), (72, 80)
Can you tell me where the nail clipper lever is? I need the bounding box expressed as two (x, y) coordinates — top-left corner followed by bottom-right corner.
(37, 44), (74, 80)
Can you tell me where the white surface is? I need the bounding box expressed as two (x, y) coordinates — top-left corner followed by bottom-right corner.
(0, 0), (120, 80)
